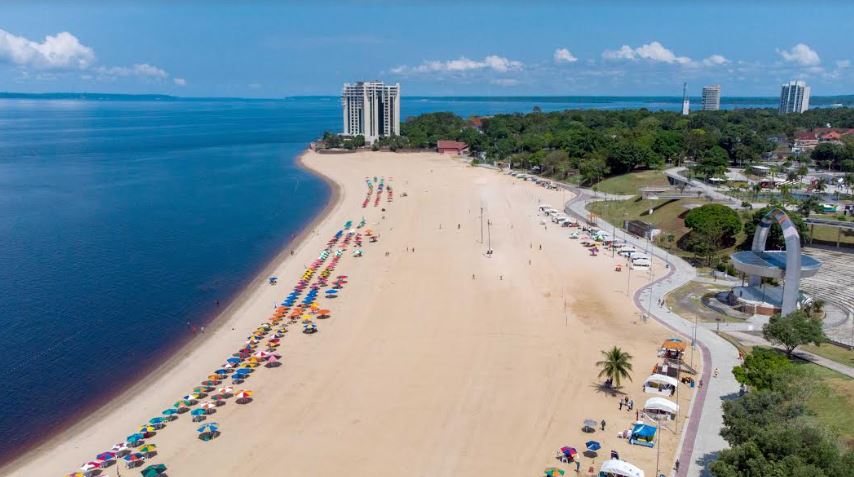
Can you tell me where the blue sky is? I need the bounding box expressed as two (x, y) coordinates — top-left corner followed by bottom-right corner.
(1, 1), (852, 97)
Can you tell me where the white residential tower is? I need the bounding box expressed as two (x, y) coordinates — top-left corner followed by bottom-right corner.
(342, 81), (400, 143)
(779, 80), (810, 114)
(702, 85), (721, 111)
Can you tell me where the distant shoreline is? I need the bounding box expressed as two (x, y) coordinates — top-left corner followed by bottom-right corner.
(2, 91), (852, 105)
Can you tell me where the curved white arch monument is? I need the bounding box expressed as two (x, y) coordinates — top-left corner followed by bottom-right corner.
(731, 208), (821, 315)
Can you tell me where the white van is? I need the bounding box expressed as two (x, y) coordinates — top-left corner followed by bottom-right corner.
(631, 259), (651, 270)
(618, 246), (637, 257)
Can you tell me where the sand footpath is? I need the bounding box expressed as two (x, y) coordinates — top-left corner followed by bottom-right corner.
(4, 151), (698, 477)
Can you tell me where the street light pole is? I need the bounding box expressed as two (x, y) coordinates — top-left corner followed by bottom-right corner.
(479, 207), (484, 244)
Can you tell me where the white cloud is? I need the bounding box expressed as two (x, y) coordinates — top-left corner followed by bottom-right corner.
(777, 43), (821, 66)
(391, 55), (523, 74)
(702, 54), (728, 66)
(490, 78), (520, 86)
(95, 63), (168, 79)
(603, 41), (693, 65)
(0, 28), (182, 86)
(836, 59), (850, 68)
(553, 48), (578, 64)
(0, 28), (95, 69)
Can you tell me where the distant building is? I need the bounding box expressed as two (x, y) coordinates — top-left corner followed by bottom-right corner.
(792, 128), (854, 153)
(702, 85), (721, 111)
(779, 80), (810, 114)
(681, 82), (690, 116)
(437, 140), (469, 156)
(342, 81), (400, 144)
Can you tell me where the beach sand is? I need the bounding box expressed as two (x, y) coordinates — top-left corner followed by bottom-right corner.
(4, 151), (698, 477)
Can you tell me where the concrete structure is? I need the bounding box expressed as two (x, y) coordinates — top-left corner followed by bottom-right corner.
(701, 85), (721, 111)
(731, 208), (822, 315)
(436, 140), (469, 156)
(342, 81), (400, 144)
(779, 80), (810, 114)
(681, 82), (690, 116)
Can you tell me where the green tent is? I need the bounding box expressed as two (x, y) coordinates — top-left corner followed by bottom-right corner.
(140, 463), (167, 477)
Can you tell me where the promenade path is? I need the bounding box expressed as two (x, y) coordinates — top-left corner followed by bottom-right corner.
(564, 186), (740, 477)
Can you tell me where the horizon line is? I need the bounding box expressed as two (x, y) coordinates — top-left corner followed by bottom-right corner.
(2, 91), (853, 102)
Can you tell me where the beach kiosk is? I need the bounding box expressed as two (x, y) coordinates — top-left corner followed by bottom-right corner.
(658, 338), (686, 361)
(629, 423), (657, 448)
(599, 459), (645, 477)
(643, 374), (678, 396)
(642, 397), (679, 420)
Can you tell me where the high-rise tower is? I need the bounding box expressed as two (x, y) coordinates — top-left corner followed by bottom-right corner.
(342, 81), (401, 143)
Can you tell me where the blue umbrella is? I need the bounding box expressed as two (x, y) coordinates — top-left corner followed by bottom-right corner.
(127, 433), (144, 443)
(226, 357), (240, 364)
(149, 417), (166, 425)
(234, 368), (252, 375)
(191, 408), (207, 416)
(197, 422), (219, 433)
(585, 441), (601, 452)
(214, 369), (230, 375)
(326, 290), (338, 294)
(161, 409), (178, 416)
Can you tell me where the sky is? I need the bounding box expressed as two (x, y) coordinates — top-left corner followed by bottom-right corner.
(1, 1), (853, 98)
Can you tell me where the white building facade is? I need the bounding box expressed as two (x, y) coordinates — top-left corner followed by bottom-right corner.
(702, 85), (721, 111)
(342, 81), (400, 143)
(779, 80), (810, 114)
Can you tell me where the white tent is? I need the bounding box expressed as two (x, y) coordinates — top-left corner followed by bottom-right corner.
(599, 459), (645, 477)
(643, 397), (679, 416)
(643, 374), (678, 395)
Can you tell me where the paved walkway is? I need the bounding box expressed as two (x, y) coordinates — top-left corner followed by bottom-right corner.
(715, 329), (854, 378)
(564, 187), (740, 477)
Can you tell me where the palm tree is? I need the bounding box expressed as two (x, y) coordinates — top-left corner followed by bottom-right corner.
(596, 346), (634, 388)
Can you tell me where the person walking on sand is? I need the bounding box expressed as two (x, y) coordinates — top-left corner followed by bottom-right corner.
(618, 400), (623, 410)
(600, 419), (606, 431)
(575, 460), (581, 472)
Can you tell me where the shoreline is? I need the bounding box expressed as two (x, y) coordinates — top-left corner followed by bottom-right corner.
(0, 147), (340, 473)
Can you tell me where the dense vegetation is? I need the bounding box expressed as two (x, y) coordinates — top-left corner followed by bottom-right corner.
(370, 107), (854, 184)
(711, 347), (853, 477)
(683, 204), (743, 265)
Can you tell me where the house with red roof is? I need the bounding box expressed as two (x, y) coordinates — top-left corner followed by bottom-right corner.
(437, 140), (469, 156)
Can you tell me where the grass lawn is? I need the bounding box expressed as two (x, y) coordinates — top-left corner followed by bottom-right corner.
(594, 170), (669, 196)
(808, 224), (854, 247)
(719, 335), (854, 448)
(665, 281), (743, 324)
(800, 342), (854, 368)
(797, 363), (854, 448)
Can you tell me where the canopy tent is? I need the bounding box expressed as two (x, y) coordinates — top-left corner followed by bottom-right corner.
(643, 397), (679, 418)
(659, 338), (687, 359)
(629, 423), (657, 448)
(599, 459), (645, 477)
(643, 374), (678, 396)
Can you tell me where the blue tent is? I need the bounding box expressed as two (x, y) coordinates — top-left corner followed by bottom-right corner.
(630, 423), (657, 448)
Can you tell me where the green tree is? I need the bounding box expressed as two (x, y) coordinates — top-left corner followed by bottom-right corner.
(811, 143), (848, 170)
(578, 153), (608, 186)
(684, 204), (742, 265)
(595, 346), (633, 387)
(762, 310), (826, 357)
(693, 145), (730, 179)
(731, 347), (796, 390)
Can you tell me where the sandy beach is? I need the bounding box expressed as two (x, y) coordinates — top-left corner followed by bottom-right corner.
(4, 150), (698, 477)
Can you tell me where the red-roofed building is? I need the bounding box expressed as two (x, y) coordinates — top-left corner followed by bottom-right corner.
(437, 140), (469, 156)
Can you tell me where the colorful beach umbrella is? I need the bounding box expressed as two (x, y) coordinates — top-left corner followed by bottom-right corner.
(197, 422), (219, 434)
(585, 440), (601, 452)
(126, 433), (144, 444)
(95, 451), (116, 462)
(138, 424), (156, 434)
(544, 468), (565, 477)
(161, 408), (178, 416)
(560, 446), (578, 458)
(191, 408), (206, 416)
(65, 473), (85, 477)
(140, 463), (167, 477)
(201, 401), (216, 410)
(148, 417), (166, 425)
(138, 444), (157, 454)
(123, 452), (145, 463)
(79, 461), (101, 471)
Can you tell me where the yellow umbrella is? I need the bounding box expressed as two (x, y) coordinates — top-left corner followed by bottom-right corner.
(138, 424), (157, 433)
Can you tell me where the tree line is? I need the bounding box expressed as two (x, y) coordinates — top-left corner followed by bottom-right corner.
(369, 107), (854, 185)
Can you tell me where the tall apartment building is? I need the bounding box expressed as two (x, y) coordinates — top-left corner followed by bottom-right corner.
(702, 85), (721, 111)
(779, 80), (810, 114)
(342, 81), (400, 143)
